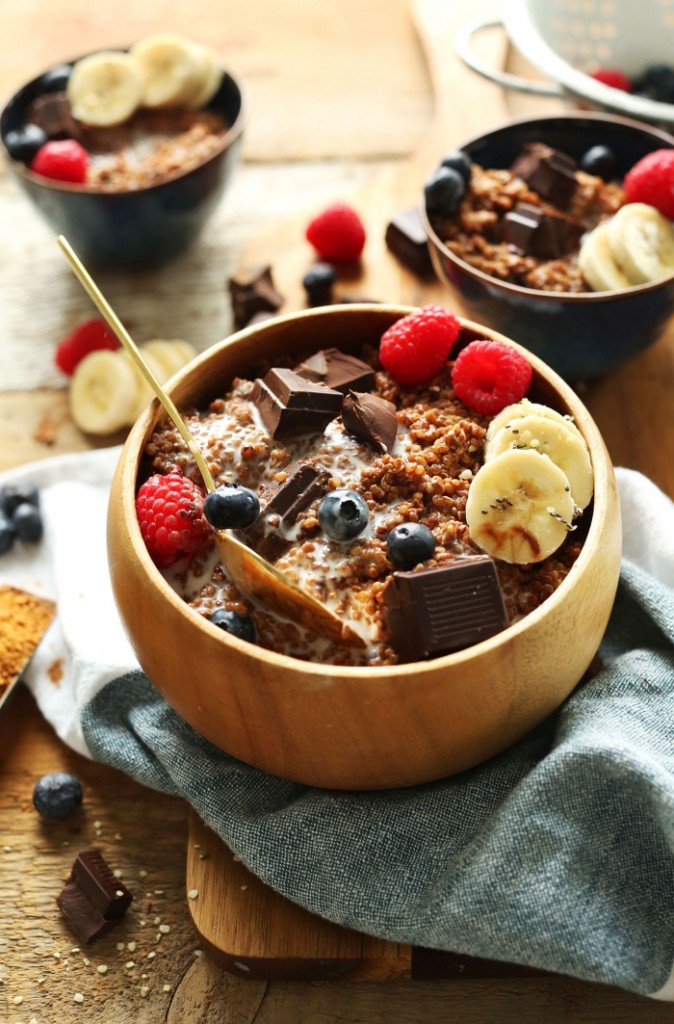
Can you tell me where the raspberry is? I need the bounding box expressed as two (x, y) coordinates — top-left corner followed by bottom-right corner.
(451, 340), (532, 416)
(590, 68), (632, 92)
(54, 318), (120, 376)
(305, 203), (366, 263)
(30, 139), (88, 184)
(136, 471), (210, 567)
(623, 149), (674, 219)
(379, 305), (460, 386)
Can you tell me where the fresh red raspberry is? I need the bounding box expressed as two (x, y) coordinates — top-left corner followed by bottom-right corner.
(136, 471), (211, 567)
(451, 339), (532, 416)
(30, 139), (88, 184)
(305, 203), (366, 262)
(623, 149), (674, 219)
(54, 318), (120, 376)
(379, 304), (460, 386)
(590, 68), (632, 92)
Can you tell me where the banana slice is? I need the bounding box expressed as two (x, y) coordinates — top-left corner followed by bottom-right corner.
(466, 449), (575, 564)
(607, 202), (674, 285)
(485, 413), (593, 510)
(186, 45), (223, 108)
(119, 349), (172, 420)
(131, 33), (206, 108)
(67, 51), (144, 126)
(141, 339), (197, 379)
(70, 349), (139, 434)
(485, 399), (583, 446)
(578, 222), (631, 292)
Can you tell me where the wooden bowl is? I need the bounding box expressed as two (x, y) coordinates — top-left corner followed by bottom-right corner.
(107, 305), (622, 790)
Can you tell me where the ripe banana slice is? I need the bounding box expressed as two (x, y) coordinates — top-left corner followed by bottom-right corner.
(141, 339), (197, 379)
(70, 350), (138, 434)
(131, 33), (206, 108)
(186, 46), (223, 108)
(485, 399), (582, 446)
(578, 222), (631, 292)
(67, 51), (144, 126)
(119, 349), (172, 420)
(466, 449), (575, 564)
(607, 202), (674, 285)
(485, 413), (593, 510)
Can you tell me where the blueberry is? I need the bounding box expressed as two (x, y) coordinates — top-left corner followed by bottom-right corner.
(39, 64), (73, 94)
(0, 482), (40, 517)
(0, 513), (16, 555)
(386, 522), (436, 570)
(579, 144), (616, 181)
(424, 166), (466, 218)
(634, 64), (674, 103)
(13, 502), (43, 542)
(4, 124), (47, 164)
(440, 149), (472, 183)
(318, 489), (369, 541)
(203, 484), (260, 530)
(209, 608), (257, 643)
(32, 772), (83, 821)
(302, 262), (336, 306)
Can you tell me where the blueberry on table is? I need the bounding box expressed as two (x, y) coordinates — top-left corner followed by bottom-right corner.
(39, 63), (73, 94)
(387, 522), (436, 570)
(579, 144), (616, 180)
(203, 484), (260, 530)
(318, 489), (369, 541)
(209, 608), (257, 643)
(302, 262), (337, 306)
(33, 772), (83, 821)
(439, 149), (472, 184)
(0, 513), (16, 555)
(424, 166), (466, 217)
(4, 124), (48, 164)
(13, 502), (44, 542)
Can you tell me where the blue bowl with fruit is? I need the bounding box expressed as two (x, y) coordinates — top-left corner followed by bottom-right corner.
(421, 112), (674, 382)
(0, 34), (246, 269)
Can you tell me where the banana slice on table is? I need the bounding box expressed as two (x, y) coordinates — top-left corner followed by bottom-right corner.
(131, 33), (207, 108)
(485, 399), (583, 446)
(465, 449), (576, 564)
(70, 350), (139, 434)
(67, 51), (144, 126)
(118, 349), (173, 420)
(607, 202), (674, 285)
(485, 413), (593, 510)
(141, 339), (197, 379)
(578, 222), (631, 292)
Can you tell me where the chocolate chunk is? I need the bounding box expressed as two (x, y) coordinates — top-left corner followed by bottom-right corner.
(26, 91), (83, 141)
(256, 463), (329, 560)
(252, 368), (342, 438)
(385, 207), (434, 278)
(383, 557), (507, 662)
(510, 143), (578, 208)
(228, 265), (284, 330)
(56, 849), (133, 944)
(293, 348), (375, 394)
(342, 391), (398, 452)
(501, 202), (584, 259)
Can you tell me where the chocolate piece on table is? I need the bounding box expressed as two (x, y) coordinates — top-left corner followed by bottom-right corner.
(228, 265), (284, 330)
(251, 368), (342, 438)
(293, 347), (375, 393)
(510, 143), (578, 208)
(385, 207), (434, 278)
(383, 557), (507, 662)
(501, 202), (584, 259)
(26, 91), (83, 141)
(56, 849), (133, 944)
(342, 391), (398, 452)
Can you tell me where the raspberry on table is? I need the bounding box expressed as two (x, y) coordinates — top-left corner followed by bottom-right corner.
(30, 139), (89, 184)
(623, 149), (674, 220)
(378, 304), (460, 386)
(451, 339), (532, 416)
(305, 203), (366, 263)
(136, 471), (211, 567)
(54, 318), (120, 376)
(590, 68), (632, 92)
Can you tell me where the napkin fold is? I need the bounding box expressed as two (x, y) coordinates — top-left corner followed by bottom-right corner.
(2, 450), (673, 999)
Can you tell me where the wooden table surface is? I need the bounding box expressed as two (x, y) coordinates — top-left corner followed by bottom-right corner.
(2, 1), (673, 1021)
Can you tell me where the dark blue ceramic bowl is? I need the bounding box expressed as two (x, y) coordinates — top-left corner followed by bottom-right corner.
(0, 54), (246, 270)
(422, 112), (674, 382)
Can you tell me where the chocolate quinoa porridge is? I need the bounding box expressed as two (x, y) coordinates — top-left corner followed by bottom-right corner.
(142, 339), (584, 667)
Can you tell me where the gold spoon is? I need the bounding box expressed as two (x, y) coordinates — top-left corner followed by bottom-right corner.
(57, 235), (365, 649)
